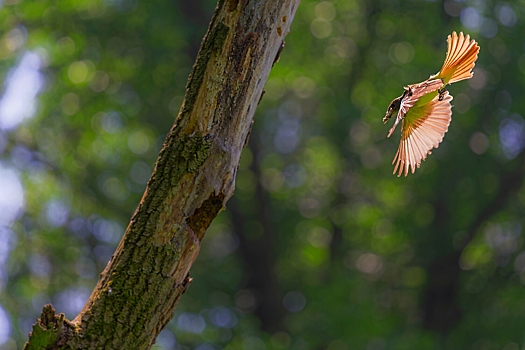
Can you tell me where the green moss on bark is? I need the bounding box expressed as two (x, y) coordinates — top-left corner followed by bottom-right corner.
(24, 304), (76, 350)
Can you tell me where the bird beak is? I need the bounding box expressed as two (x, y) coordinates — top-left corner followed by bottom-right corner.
(383, 108), (394, 124)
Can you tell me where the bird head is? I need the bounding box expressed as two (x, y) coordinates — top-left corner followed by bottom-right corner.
(383, 97), (401, 124)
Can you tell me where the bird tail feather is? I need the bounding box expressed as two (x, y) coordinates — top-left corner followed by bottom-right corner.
(436, 31), (480, 84)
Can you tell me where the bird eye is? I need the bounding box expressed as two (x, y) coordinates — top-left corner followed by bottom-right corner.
(389, 99), (400, 110)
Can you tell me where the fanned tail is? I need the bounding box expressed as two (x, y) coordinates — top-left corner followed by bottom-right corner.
(435, 31), (480, 85)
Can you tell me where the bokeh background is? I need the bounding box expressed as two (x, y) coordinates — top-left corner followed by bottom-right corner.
(1, 0), (524, 349)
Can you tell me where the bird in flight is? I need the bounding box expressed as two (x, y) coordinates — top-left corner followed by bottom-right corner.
(383, 32), (480, 177)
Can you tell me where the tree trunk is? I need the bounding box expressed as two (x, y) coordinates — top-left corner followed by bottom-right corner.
(23, 0), (300, 348)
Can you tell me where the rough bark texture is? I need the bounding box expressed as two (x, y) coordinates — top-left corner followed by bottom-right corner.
(24, 0), (300, 348)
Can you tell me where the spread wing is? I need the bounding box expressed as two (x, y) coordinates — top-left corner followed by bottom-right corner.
(392, 91), (453, 177)
(386, 79), (444, 138)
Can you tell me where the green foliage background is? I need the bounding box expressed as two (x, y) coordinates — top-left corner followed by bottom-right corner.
(1, 0), (524, 349)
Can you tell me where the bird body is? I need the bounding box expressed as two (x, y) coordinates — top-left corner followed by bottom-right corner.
(383, 32), (480, 176)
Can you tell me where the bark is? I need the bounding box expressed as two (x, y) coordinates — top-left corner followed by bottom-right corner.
(24, 0), (300, 348)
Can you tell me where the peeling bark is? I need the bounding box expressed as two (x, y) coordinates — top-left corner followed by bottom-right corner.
(24, 0), (300, 348)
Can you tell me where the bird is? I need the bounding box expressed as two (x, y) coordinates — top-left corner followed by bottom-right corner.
(383, 31), (480, 177)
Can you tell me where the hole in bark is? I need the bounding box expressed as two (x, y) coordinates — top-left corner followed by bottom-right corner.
(187, 193), (225, 240)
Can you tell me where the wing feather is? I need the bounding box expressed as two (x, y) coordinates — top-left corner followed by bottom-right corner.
(400, 79), (444, 116)
(392, 91), (453, 176)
